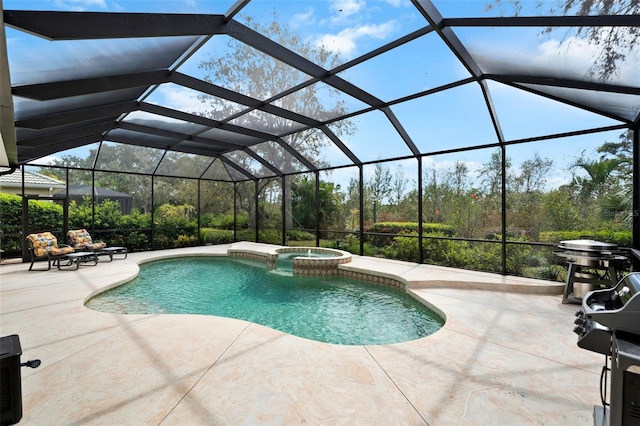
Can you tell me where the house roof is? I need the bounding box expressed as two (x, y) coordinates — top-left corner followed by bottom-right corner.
(0, 168), (65, 189)
(52, 184), (132, 199)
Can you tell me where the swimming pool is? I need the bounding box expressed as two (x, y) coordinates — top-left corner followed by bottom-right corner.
(86, 256), (444, 345)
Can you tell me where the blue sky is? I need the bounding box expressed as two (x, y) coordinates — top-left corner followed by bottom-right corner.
(5, 0), (635, 192)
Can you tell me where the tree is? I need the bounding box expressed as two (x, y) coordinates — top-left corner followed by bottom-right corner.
(391, 164), (408, 207)
(197, 12), (355, 229)
(422, 168), (447, 223)
(594, 131), (634, 228)
(597, 130), (633, 180)
(479, 149), (511, 196)
(366, 163), (393, 207)
(514, 153), (553, 194)
(570, 152), (623, 200)
(341, 176), (362, 223)
(291, 175), (343, 231)
(542, 188), (585, 231)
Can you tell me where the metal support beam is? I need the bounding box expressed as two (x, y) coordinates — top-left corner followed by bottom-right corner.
(17, 133), (104, 164)
(359, 165), (364, 256)
(443, 15), (640, 28)
(15, 102), (135, 130)
(242, 148), (283, 177)
(233, 182), (238, 242)
(319, 125), (361, 166)
(315, 171), (321, 247)
(150, 174), (155, 249)
(281, 175), (286, 245)
(219, 156), (257, 181)
(197, 179), (201, 245)
(254, 179), (259, 243)
(12, 70), (170, 100)
(0, 10), (17, 167)
(172, 72), (321, 127)
(4, 10), (227, 40)
(480, 80), (505, 144)
(418, 157), (424, 264)
(501, 145), (507, 275)
(17, 121), (115, 147)
(381, 107), (421, 157)
(274, 138), (318, 172)
(411, 0), (483, 78)
(225, 20), (384, 108)
(485, 74), (640, 96)
(633, 124), (640, 271)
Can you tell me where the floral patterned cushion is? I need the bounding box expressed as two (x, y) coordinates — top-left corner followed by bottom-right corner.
(67, 229), (107, 250)
(27, 232), (75, 257)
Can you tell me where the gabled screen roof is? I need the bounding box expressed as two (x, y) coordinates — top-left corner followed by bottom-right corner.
(1, 0), (638, 180)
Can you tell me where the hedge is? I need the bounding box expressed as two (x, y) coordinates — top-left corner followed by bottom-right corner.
(539, 230), (632, 247)
(366, 221), (455, 236)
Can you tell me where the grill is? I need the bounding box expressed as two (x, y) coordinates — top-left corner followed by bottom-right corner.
(554, 239), (627, 304)
(573, 273), (640, 426)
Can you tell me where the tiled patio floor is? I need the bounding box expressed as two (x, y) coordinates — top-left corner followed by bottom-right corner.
(0, 243), (604, 425)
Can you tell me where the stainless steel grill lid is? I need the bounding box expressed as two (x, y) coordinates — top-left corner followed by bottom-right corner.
(558, 239), (618, 254)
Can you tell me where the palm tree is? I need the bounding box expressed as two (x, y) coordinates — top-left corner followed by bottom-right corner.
(570, 155), (623, 200)
(598, 186), (634, 228)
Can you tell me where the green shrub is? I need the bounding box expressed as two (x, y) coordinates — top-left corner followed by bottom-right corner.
(108, 231), (149, 252)
(235, 228), (255, 242)
(202, 212), (238, 229)
(201, 228), (234, 244)
(118, 208), (151, 229)
(0, 194), (67, 256)
(366, 222), (455, 236)
(175, 234), (198, 247)
(153, 234), (172, 249)
(286, 229), (315, 241)
(68, 197), (124, 230)
(366, 222), (455, 247)
(389, 233), (420, 262)
(416, 235), (533, 275)
(258, 229), (283, 244)
(29, 199), (64, 232)
(539, 230), (632, 247)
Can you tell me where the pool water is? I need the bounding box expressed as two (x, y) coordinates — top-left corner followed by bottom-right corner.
(86, 257), (444, 345)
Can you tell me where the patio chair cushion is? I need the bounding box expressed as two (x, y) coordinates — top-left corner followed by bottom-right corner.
(27, 232), (75, 257)
(67, 229), (107, 251)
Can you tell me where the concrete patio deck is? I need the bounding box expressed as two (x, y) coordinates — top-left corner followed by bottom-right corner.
(1, 243), (604, 425)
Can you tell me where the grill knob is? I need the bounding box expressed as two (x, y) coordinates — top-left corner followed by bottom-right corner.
(575, 309), (584, 317)
(573, 325), (586, 335)
(574, 317), (587, 326)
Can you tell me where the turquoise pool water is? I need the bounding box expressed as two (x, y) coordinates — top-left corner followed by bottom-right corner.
(86, 257), (444, 345)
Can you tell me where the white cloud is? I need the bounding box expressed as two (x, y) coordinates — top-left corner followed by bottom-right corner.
(316, 21), (397, 56)
(290, 8), (316, 29)
(155, 85), (208, 115)
(37, 154), (63, 165)
(384, 0), (411, 6)
(49, 0), (107, 11)
(329, 0), (366, 20)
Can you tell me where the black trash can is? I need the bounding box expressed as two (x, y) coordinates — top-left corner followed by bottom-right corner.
(0, 335), (23, 426)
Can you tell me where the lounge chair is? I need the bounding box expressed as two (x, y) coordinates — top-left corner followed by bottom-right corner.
(67, 229), (127, 261)
(26, 232), (75, 271)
